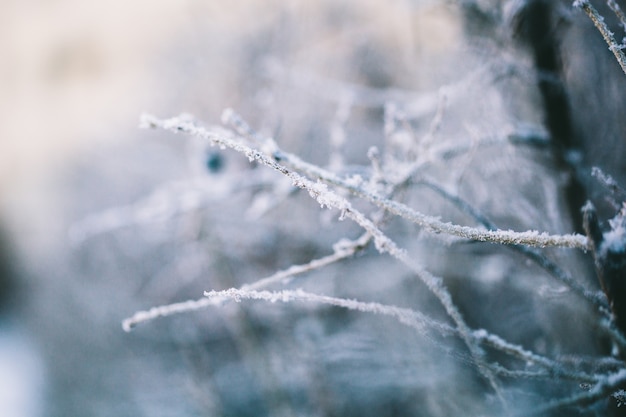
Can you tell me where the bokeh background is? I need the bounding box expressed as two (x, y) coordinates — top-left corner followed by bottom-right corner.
(0, 2), (470, 416)
(0, 0), (463, 257)
(1, 1), (624, 416)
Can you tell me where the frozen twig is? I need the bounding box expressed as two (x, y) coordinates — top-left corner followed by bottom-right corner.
(138, 112), (624, 412)
(418, 179), (607, 309)
(204, 288), (456, 336)
(141, 112), (510, 406)
(272, 139), (590, 250)
(583, 201), (626, 341)
(221, 107), (590, 250)
(200, 288), (600, 385)
(592, 166), (626, 200)
(475, 330), (598, 383)
(522, 368), (626, 415)
(241, 233), (372, 290)
(122, 233), (371, 331)
(122, 297), (217, 332)
(574, 0), (626, 75)
(607, 0), (626, 36)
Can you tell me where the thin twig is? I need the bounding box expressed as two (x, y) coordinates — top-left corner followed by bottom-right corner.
(575, 0), (626, 75)
(272, 141), (590, 250)
(417, 179), (606, 310)
(475, 330), (598, 383)
(522, 368), (626, 416)
(221, 108), (589, 250)
(122, 297), (217, 332)
(141, 113), (507, 407)
(200, 288), (599, 385)
(592, 166), (626, 200)
(607, 0), (626, 35)
(122, 233), (371, 331)
(241, 233), (372, 290)
(204, 288), (457, 336)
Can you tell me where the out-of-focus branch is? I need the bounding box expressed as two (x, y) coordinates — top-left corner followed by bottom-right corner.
(575, 0), (626, 75)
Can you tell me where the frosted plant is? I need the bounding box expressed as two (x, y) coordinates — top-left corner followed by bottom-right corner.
(574, 0), (626, 74)
(116, 101), (625, 415)
(55, 1), (626, 416)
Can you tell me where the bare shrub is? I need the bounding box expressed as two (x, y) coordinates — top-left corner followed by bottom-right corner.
(10, 1), (626, 416)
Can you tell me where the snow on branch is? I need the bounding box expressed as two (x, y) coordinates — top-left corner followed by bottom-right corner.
(122, 233), (371, 331)
(574, 0), (626, 75)
(145, 112), (611, 405)
(418, 178), (606, 309)
(141, 112), (509, 400)
(122, 296), (217, 332)
(218, 110), (591, 250)
(523, 368), (626, 416)
(204, 288), (456, 336)
(607, 0), (626, 35)
(131, 110), (626, 412)
(125, 282), (601, 387)
(592, 166), (626, 203)
(202, 288), (599, 385)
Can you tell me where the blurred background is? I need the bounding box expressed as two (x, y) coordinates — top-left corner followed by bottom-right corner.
(1, 1), (624, 416)
(0, 2), (469, 416)
(0, 0), (462, 258)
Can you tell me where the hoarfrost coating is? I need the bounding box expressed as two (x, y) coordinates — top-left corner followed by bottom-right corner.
(4, 1), (626, 416)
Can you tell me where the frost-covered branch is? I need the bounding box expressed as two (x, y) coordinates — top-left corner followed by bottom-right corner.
(289, 152), (590, 248)
(418, 179), (607, 309)
(592, 166), (626, 202)
(141, 112), (506, 404)
(523, 368), (626, 415)
(137, 111), (625, 413)
(204, 288), (601, 385)
(475, 330), (598, 383)
(122, 233), (371, 331)
(221, 109), (591, 250)
(204, 288), (457, 336)
(240, 232), (372, 290)
(122, 297), (217, 332)
(607, 0), (626, 38)
(574, 0), (626, 75)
